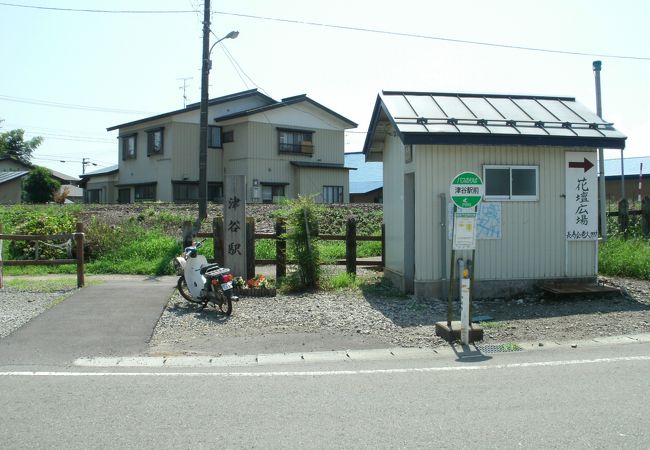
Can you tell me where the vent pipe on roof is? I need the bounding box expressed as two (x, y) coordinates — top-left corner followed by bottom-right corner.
(593, 60), (607, 242)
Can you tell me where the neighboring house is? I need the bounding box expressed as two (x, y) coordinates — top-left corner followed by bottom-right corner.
(345, 152), (383, 203)
(105, 89), (357, 204)
(0, 170), (29, 204)
(79, 165), (120, 203)
(0, 157), (81, 203)
(363, 90), (626, 298)
(603, 156), (650, 204)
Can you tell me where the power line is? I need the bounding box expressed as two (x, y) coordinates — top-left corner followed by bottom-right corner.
(212, 10), (650, 62)
(0, 94), (155, 114)
(1, 2), (647, 60)
(0, 2), (194, 14)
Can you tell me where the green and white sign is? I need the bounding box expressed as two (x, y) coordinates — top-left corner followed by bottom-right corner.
(450, 171), (484, 209)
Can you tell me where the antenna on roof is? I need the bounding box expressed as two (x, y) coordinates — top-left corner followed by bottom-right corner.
(177, 77), (193, 108)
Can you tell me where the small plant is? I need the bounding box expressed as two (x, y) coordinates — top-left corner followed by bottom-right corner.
(233, 276), (245, 288)
(499, 342), (521, 352)
(247, 274), (269, 288)
(480, 321), (505, 329)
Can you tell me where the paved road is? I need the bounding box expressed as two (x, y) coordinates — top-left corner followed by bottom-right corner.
(2, 342), (649, 449)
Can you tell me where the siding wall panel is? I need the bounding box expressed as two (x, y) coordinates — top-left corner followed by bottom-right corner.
(412, 145), (596, 284)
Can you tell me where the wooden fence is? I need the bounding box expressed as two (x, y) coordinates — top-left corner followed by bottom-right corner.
(0, 222), (85, 288)
(605, 197), (650, 236)
(182, 217), (384, 280)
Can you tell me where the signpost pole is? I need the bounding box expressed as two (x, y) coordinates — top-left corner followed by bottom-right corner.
(446, 205), (456, 327)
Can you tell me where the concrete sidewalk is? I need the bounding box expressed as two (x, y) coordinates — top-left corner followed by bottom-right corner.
(0, 277), (174, 366)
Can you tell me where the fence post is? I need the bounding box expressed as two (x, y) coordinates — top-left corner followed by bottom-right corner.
(75, 222), (85, 288)
(275, 218), (286, 279)
(182, 221), (194, 249)
(643, 196), (650, 236)
(0, 222), (3, 289)
(214, 217), (224, 266)
(346, 216), (357, 275)
(381, 223), (385, 269)
(618, 198), (629, 236)
(246, 217), (255, 280)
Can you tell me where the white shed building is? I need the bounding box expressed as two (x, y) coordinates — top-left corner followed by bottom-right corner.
(363, 91), (626, 298)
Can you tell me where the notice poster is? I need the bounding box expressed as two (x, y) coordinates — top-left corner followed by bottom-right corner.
(565, 152), (598, 240)
(452, 212), (477, 250)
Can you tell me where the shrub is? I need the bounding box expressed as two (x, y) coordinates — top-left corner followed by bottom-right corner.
(8, 213), (76, 259)
(277, 196), (322, 290)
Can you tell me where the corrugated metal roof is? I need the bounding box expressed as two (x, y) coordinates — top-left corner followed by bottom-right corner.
(81, 164), (119, 177)
(363, 91), (626, 156)
(350, 181), (383, 194)
(604, 156), (650, 177)
(0, 170), (29, 184)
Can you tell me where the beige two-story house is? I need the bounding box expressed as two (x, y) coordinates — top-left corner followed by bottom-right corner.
(105, 89), (357, 204)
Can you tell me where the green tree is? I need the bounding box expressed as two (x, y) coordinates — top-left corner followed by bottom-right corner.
(0, 129), (43, 165)
(23, 166), (60, 203)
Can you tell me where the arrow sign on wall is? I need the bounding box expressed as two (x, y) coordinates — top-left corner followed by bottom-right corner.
(568, 157), (594, 172)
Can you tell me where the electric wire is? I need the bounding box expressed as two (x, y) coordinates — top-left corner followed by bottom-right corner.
(0, 2), (647, 61)
(0, 94), (155, 115)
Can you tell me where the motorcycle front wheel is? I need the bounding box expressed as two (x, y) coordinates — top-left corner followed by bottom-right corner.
(177, 276), (203, 304)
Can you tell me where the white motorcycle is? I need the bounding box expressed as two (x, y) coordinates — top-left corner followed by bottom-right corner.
(173, 240), (237, 316)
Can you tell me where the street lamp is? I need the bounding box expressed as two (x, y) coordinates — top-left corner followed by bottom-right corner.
(198, 17), (239, 221)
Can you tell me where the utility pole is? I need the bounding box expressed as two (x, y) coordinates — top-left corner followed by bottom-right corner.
(81, 157), (96, 174)
(593, 61), (607, 242)
(177, 77), (193, 108)
(198, 0), (211, 222)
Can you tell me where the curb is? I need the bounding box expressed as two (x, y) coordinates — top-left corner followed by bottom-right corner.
(74, 333), (650, 368)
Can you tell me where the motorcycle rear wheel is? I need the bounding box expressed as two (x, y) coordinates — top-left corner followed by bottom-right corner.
(177, 276), (203, 304)
(218, 292), (233, 316)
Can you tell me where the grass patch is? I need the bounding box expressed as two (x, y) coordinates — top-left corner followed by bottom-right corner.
(599, 237), (650, 279)
(4, 277), (102, 292)
(322, 272), (364, 290)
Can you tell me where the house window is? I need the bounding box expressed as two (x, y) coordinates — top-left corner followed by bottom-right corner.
(173, 182), (199, 202)
(323, 185), (343, 204)
(278, 128), (314, 155)
(86, 189), (101, 203)
(222, 130), (234, 143)
(121, 134), (137, 160)
(134, 183), (156, 201)
(261, 184), (285, 203)
(208, 126), (222, 148)
(118, 188), (130, 204)
(208, 182), (223, 202)
(484, 165), (538, 201)
(147, 128), (164, 156)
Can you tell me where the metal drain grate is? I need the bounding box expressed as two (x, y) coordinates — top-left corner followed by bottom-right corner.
(476, 343), (524, 353)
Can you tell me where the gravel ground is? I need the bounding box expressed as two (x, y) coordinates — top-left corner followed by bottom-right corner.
(0, 287), (74, 339)
(148, 273), (650, 353)
(3, 274), (650, 352)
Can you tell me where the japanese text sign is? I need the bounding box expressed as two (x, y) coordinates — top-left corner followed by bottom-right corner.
(224, 175), (246, 277)
(565, 152), (597, 240)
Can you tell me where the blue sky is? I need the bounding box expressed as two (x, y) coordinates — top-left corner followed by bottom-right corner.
(1, 0), (649, 177)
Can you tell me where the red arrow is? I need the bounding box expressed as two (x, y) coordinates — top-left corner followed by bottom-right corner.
(568, 158), (594, 172)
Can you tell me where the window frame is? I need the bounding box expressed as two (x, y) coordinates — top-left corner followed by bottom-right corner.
(134, 183), (156, 202)
(322, 185), (344, 204)
(146, 127), (164, 156)
(121, 134), (137, 160)
(483, 165), (539, 201)
(208, 126), (222, 149)
(278, 128), (314, 155)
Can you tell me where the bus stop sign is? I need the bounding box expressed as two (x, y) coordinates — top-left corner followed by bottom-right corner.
(450, 171), (483, 209)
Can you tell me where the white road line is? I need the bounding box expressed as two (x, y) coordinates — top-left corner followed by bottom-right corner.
(1, 356), (649, 377)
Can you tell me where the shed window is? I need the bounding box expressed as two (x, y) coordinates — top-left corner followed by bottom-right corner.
(484, 165), (538, 201)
